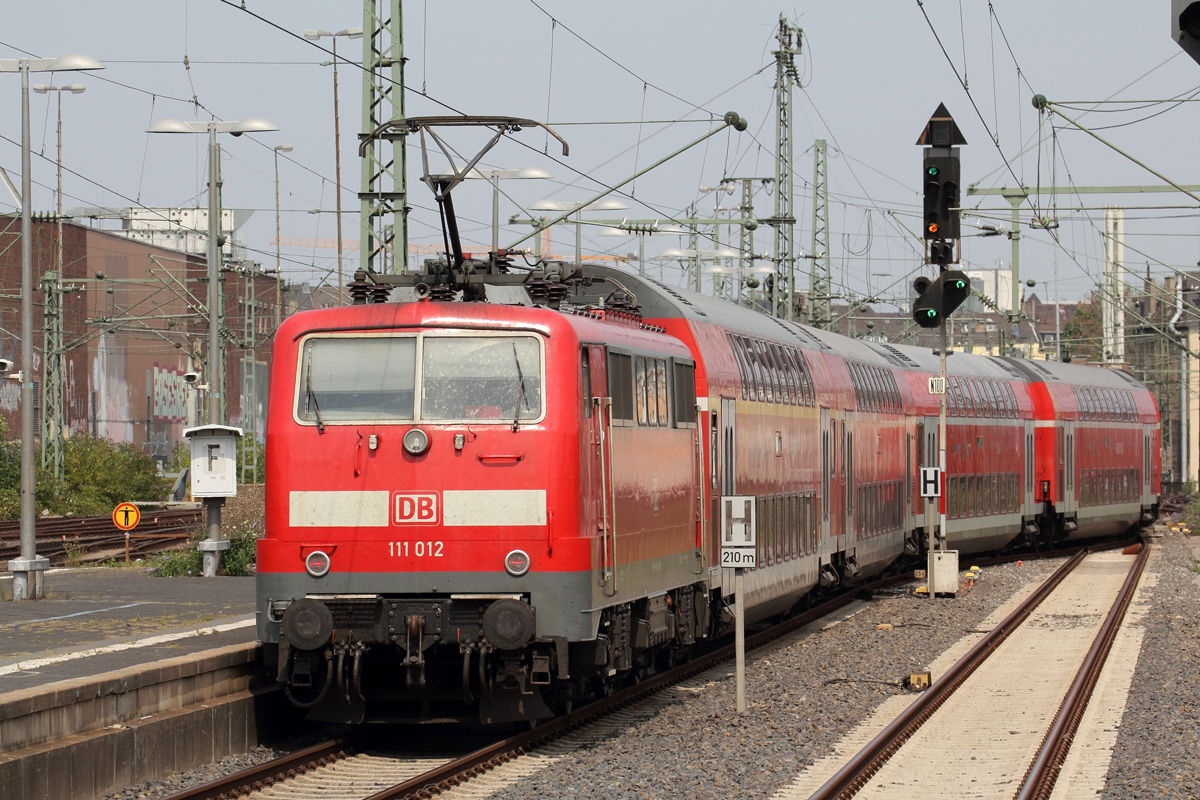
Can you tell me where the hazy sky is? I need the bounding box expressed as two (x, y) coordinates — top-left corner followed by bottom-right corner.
(3, 1), (1199, 308)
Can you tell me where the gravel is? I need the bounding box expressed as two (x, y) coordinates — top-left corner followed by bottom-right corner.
(1101, 533), (1200, 800)
(486, 556), (1063, 800)
(102, 730), (338, 800)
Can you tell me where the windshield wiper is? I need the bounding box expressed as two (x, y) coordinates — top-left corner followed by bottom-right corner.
(512, 343), (529, 431)
(305, 351), (326, 434)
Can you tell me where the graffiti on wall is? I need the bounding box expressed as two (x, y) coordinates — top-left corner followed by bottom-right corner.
(152, 365), (189, 423)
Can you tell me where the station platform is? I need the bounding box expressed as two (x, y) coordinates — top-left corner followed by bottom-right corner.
(0, 566), (256, 693)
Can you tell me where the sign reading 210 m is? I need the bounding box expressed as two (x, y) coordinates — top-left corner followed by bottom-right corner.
(720, 495), (757, 568)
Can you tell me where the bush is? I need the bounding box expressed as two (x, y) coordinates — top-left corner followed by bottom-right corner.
(148, 522), (260, 578)
(0, 428), (170, 520)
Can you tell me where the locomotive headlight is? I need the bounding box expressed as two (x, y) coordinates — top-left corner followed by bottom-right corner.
(305, 550), (331, 577)
(504, 549), (531, 577)
(402, 428), (430, 455)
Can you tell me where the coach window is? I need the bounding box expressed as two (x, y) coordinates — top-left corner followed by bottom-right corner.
(673, 361), (696, 426)
(958, 378), (973, 416)
(767, 343), (791, 405)
(608, 352), (634, 424)
(793, 350), (811, 406)
(887, 371), (901, 413)
(763, 341), (783, 403)
(635, 358), (649, 425)
(980, 381), (995, 417)
(947, 377), (959, 416)
(744, 339), (765, 402)
(646, 359), (660, 425)
(655, 359), (669, 424)
(760, 340), (779, 404)
(871, 368), (885, 412)
(728, 334), (748, 400)
(970, 379), (987, 417)
(1098, 389), (1111, 421)
(784, 350), (799, 405)
(774, 345), (794, 405)
(1007, 382), (1018, 418)
(581, 349), (592, 418)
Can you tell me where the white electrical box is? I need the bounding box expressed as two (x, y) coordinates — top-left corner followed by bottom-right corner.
(931, 549), (960, 595)
(184, 424), (243, 498)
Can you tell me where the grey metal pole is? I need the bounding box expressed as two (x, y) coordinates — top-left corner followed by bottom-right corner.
(639, 234), (645, 277)
(1009, 195), (1021, 329)
(734, 567), (746, 713)
(491, 170), (499, 257)
(11, 60), (47, 600)
(275, 149), (282, 331)
(207, 124), (220, 427)
(333, 36), (344, 305)
(204, 122), (223, 578)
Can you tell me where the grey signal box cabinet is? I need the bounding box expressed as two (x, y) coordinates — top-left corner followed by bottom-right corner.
(184, 424), (243, 498)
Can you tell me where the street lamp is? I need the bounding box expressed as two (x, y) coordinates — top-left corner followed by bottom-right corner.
(148, 115), (279, 577)
(273, 144), (293, 331)
(0, 54), (103, 602)
(305, 27), (363, 305)
(456, 167), (552, 261)
(32, 83), (86, 480)
(531, 197), (629, 267)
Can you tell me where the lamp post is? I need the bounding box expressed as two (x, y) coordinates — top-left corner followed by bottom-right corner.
(147, 116), (280, 577)
(0, 54), (103, 602)
(273, 144), (293, 331)
(530, 198), (629, 266)
(32, 83), (84, 279)
(306, 28), (362, 305)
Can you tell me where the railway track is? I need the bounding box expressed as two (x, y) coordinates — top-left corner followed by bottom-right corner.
(0, 508), (200, 566)
(159, 536), (1142, 800)
(805, 539), (1150, 800)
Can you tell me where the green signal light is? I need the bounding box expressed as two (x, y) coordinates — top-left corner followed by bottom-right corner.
(925, 309), (937, 318)
(928, 166), (939, 175)
(953, 280), (965, 289)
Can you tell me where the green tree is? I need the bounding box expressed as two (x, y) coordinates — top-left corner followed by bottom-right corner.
(1060, 292), (1103, 363)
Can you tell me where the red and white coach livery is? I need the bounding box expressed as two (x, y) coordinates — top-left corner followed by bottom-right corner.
(257, 263), (1160, 724)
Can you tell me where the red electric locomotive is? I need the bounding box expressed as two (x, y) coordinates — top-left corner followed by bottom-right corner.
(257, 261), (1160, 725)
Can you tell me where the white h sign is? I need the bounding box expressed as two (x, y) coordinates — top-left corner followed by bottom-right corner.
(721, 495), (757, 567)
(920, 467), (942, 498)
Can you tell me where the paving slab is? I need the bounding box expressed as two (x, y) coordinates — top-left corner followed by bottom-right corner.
(0, 568), (255, 693)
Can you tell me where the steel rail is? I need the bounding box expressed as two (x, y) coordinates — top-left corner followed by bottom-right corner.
(807, 547), (1091, 800)
(1014, 540), (1150, 800)
(364, 572), (920, 800)
(163, 737), (358, 800)
(154, 535), (1139, 800)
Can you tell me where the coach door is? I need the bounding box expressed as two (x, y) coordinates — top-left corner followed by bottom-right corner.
(1141, 423), (1153, 505)
(844, 411), (856, 555)
(1062, 420), (1076, 515)
(1023, 418), (1036, 517)
(820, 407), (832, 553)
(589, 346), (618, 595)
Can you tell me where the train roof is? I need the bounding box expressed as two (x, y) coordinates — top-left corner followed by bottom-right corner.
(581, 265), (1149, 391)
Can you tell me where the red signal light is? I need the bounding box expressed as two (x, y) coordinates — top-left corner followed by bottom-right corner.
(927, 223), (939, 234)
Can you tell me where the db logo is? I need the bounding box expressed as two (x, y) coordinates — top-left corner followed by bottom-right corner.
(393, 492), (439, 525)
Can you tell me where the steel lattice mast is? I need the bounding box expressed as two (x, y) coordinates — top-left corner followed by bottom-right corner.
(360, 0), (407, 275)
(810, 139), (829, 329)
(769, 15), (801, 320)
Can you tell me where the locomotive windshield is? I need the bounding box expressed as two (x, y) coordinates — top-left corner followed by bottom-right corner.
(299, 336), (417, 421)
(295, 333), (542, 425)
(421, 336), (541, 421)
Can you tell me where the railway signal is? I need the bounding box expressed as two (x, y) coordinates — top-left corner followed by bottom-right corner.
(915, 103), (968, 599)
(911, 271), (971, 329)
(1172, 0), (1200, 66)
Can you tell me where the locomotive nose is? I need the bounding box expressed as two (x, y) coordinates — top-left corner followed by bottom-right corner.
(481, 598), (536, 651)
(281, 598), (334, 651)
